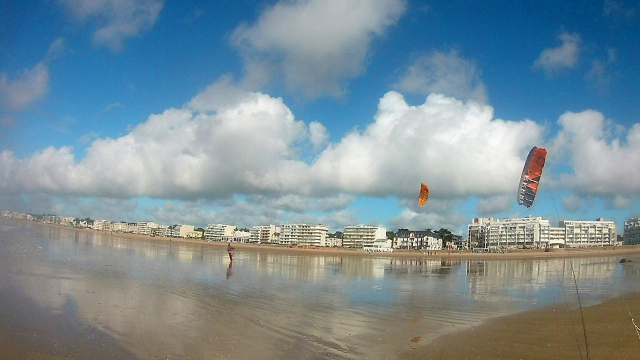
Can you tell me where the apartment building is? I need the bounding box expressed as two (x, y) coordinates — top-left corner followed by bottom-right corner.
(471, 216), (550, 249)
(136, 221), (158, 235)
(624, 218), (640, 245)
(168, 224), (195, 238)
(560, 219), (617, 247)
(204, 224), (236, 242)
(280, 224), (329, 246)
(342, 225), (386, 249)
(250, 225), (280, 244)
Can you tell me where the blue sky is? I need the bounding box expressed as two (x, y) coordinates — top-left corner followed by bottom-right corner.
(1, 0), (640, 236)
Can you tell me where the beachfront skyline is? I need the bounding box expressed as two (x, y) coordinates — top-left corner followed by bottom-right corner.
(2, 0), (640, 236)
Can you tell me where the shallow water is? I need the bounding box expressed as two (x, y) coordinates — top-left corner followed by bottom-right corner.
(2, 220), (640, 359)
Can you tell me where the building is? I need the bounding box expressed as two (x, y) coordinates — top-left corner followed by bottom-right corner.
(394, 229), (442, 250)
(280, 224), (329, 246)
(342, 225), (386, 249)
(625, 218), (640, 245)
(222, 230), (251, 243)
(471, 216), (550, 249)
(136, 221), (158, 235)
(168, 224), (195, 238)
(250, 225), (280, 244)
(560, 219), (617, 247)
(204, 224), (236, 242)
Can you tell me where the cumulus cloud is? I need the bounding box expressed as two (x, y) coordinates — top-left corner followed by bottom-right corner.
(387, 208), (467, 235)
(553, 110), (640, 202)
(231, 0), (406, 98)
(534, 32), (581, 77)
(59, 0), (163, 51)
(309, 91), (543, 199)
(394, 49), (487, 103)
(0, 86), (546, 216)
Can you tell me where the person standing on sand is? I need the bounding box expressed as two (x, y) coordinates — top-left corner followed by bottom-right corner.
(227, 242), (234, 261)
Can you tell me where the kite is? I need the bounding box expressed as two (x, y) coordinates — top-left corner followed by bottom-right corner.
(517, 146), (547, 208)
(418, 183), (429, 206)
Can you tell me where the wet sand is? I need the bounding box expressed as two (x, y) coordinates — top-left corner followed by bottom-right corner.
(403, 292), (640, 360)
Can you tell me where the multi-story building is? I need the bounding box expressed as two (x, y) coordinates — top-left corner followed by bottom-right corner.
(394, 229), (442, 250)
(250, 225), (280, 244)
(342, 225), (386, 249)
(168, 224), (195, 238)
(625, 218), (640, 245)
(204, 224), (236, 242)
(136, 221), (158, 235)
(280, 224), (329, 246)
(92, 220), (111, 231)
(560, 219), (617, 247)
(548, 227), (566, 247)
(472, 216), (550, 249)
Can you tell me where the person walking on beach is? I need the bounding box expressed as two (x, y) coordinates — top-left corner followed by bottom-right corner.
(227, 242), (235, 261)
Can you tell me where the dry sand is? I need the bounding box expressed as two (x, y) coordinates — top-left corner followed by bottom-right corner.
(402, 292), (640, 360)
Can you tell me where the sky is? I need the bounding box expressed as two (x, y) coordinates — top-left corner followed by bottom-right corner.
(1, 0), (640, 236)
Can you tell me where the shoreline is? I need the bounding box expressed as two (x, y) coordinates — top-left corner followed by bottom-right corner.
(14, 219), (640, 260)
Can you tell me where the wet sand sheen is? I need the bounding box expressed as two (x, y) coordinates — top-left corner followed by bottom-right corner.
(403, 292), (640, 360)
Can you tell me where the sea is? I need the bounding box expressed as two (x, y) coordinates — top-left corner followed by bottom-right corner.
(1, 218), (640, 359)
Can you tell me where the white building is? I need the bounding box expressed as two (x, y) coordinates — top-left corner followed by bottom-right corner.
(343, 225), (387, 249)
(394, 229), (442, 250)
(204, 224), (236, 242)
(560, 219), (617, 247)
(280, 224), (329, 246)
(250, 225), (280, 244)
(92, 220), (111, 231)
(363, 239), (394, 252)
(472, 216), (550, 249)
(169, 224), (195, 238)
(625, 218), (640, 245)
(223, 230), (251, 243)
(137, 221), (158, 235)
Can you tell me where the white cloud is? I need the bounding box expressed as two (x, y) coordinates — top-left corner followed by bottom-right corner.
(0, 63), (49, 111)
(59, 0), (163, 51)
(476, 195), (512, 216)
(308, 121), (329, 151)
(231, 0), (406, 98)
(562, 194), (582, 212)
(0, 86), (546, 217)
(387, 208), (467, 234)
(585, 60), (612, 94)
(553, 110), (640, 199)
(309, 91), (543, 199)
(534, 32), (581, 77)
(394, 49), (487, 103)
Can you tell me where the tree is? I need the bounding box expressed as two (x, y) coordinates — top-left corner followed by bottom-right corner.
(386, 231), (395, 240)
(435, 228), (453, 242)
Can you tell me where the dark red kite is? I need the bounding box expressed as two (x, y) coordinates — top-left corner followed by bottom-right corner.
(517, 146), (547, 208)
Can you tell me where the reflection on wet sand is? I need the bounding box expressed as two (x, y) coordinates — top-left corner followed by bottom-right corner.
(2, 220), (640, 359)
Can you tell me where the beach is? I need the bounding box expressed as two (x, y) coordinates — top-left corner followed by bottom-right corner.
(402, 292), (640, 360)
(3, 220), (640, 359)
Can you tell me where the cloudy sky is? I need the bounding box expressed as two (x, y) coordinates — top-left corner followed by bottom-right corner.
(1, 0), (639, 235)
